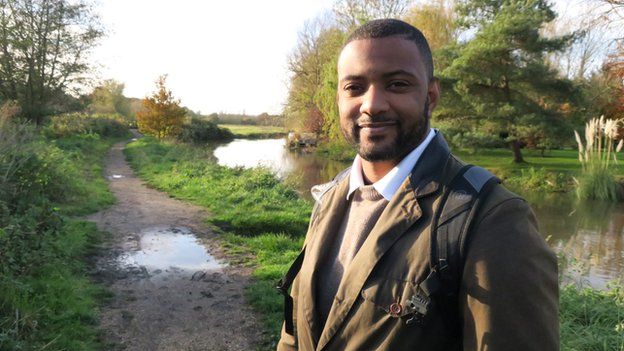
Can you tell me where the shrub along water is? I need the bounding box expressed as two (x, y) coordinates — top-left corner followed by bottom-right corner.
(177, 118), (234, 144)
(0, 113), (129, 350)
(574, 116), (623, 201)
(126, 137), (624, 351)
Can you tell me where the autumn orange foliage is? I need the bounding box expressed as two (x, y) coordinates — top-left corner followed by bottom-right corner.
(137, 75), (186, 139)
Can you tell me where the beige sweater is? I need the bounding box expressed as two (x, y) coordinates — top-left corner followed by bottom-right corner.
(316, 185), (389, 327)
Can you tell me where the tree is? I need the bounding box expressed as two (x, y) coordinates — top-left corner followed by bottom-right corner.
(403, 0), (459, 52)
(593, 0), (624, 120)
(0, 0), (103, 124)
(136, 76), (185, 140)
(285, 0), (410, 139)
(442, 0), (579, 163)
(333, 0), (410, 30)
(602, 48), (624, 119)
(89, 80), (132, 118)
(284, 19), (344, 135)
(543, 16), (607, 80)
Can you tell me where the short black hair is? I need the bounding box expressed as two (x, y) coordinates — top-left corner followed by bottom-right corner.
(345, 19), (434, 80)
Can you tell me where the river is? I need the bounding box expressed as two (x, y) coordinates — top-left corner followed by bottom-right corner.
(214, 138), (624, 290)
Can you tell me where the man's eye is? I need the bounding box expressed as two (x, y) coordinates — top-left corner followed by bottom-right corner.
(344, 84), (363, 94)
(388, 81), (410, 90)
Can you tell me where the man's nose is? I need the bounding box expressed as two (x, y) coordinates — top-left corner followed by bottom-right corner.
(359, 85), (389, 116)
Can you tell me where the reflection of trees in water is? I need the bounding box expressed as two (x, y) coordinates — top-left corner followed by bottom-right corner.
(284, 154), (350, 200)
(530, 194), (624, 288)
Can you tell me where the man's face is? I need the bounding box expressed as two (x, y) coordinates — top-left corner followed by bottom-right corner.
(337, 36), (439, 162)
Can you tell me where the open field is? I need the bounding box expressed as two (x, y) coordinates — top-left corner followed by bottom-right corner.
(455, 148), (624, 174)
(125, 137), (624, 351)
(218, 124), (287, 139)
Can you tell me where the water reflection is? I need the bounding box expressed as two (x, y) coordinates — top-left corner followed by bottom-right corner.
(214, 138), (349, 199)
(118, 227), (223, 274)
(213, 138), (624, 289)
(524, 193), (624, 289)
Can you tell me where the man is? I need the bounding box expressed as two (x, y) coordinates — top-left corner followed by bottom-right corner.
(277, 19), (558, 351)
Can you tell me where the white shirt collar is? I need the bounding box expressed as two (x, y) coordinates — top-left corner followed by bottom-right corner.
(347, 128), (437, 201)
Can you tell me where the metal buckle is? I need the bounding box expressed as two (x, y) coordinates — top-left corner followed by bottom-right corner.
(275, 279), (287, 295)
(405, 289), (432, 326)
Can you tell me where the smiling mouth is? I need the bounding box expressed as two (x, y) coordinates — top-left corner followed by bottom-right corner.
(357, 121), (396, 128)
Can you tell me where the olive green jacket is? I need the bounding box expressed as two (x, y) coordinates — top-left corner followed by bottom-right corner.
(277, 133), (559, 351)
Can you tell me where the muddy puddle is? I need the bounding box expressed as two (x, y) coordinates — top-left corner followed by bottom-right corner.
(118, 227), (224, 278)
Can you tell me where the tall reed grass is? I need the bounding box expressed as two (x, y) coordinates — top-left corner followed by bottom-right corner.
(574, 116), (623, 201)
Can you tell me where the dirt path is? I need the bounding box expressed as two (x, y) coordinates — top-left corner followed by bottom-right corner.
(87, 134), (262, 351)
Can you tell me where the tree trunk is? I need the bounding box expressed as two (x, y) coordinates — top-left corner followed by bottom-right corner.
(511, 140), (525, 163)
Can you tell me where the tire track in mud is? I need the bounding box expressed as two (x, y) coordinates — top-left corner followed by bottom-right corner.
(87, 134), (262, 350)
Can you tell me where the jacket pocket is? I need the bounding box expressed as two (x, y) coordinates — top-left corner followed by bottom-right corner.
(360, 278), (419, 318)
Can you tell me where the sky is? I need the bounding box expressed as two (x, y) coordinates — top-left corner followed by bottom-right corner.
(91, 0), (612, 116)
(92, 0), (334, 115)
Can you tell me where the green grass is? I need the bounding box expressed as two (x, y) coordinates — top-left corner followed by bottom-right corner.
(453, 148), (624, 173)
(218, 124), (286, 139)
(1, 220), (109, 350)
(1, 122), (128, 350)
(124, 138), (310, 236)
(560, 284), (624, 351)
(52, 133), (123, 215)
(124, 137), (624, 351)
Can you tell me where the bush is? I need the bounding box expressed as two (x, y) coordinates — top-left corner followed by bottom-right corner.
(177, 117), (234, 144)
(575, 168), (621, 202)
(316, 140), (356, 162)
(0, 115), (115, 349)
(43, 112), (129, 138)
(503, 167), (569, 192)
(573, 117), (623, 201)
(0, 118), (84, 276)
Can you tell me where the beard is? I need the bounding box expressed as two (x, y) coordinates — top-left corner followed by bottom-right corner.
(351, 100), (430, 162)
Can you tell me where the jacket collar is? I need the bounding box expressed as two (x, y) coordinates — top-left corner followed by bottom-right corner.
(346, 128), (437, 201)
(409, 131), (452, 198)
(310, 132), (451, 205)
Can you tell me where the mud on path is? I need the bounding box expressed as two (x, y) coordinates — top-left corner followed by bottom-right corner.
(87, 134), (262, 350)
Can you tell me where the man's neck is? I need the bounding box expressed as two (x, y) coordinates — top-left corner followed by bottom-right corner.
(361, 159), (397, 184)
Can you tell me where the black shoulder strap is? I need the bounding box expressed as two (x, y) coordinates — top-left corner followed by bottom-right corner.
(433, 165), (500, 278)
(411, 165), (499, 332)
(276, 247), (306, 336)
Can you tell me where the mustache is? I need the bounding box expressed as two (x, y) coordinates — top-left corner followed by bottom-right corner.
(356, 116), (395, 125)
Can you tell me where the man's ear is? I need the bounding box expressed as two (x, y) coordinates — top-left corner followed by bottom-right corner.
(427, 77), (441, 115)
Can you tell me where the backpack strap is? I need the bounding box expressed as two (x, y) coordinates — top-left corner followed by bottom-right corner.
(276, 247), (306, 336)
(407, 165), (499, 332)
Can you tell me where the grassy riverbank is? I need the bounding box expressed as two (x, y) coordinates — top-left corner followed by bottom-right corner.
(0, 115), (129, 350)
(218, 124), (287, 139)
(125, 137), (624, 351)
(320, 141), (624, 193)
